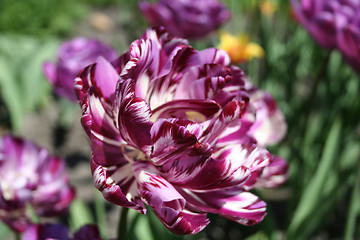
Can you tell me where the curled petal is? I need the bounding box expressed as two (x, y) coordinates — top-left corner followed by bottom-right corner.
(133, 162), (209, 235)
(115, 79), (153, 150)
(91, 158), (146, 214)
(80, 88), (126, 166)
(200, 100), (246, 146)
(254, 155), (288, 188)
(199, 48), (231, 65)
(247, 88), (287, 146)
(150, 119), (200, 165)
(134, 162), (185, 211)
(180, 188), (266, 226)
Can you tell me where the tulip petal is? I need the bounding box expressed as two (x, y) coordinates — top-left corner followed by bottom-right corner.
(42, 62), (57, 84)
(115, 79), (153, 150)
(91, 157), (146, 214)
(199, 48), (231, 65)
(200, 100), (247, 146)
(133, 162), (209, 235)
(180, 187), (267, 225)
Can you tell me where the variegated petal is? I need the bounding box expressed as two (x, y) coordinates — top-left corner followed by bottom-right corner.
(133, 162), (209, 235)
(179, 187), (266, 226)
(115, 79), (153, 150)
(91, 157), (146, 214)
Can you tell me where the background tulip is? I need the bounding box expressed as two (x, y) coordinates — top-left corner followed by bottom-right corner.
(0, 135), (75, 232)
(43, 38), (118, 102)
(139, 0), (231, 39)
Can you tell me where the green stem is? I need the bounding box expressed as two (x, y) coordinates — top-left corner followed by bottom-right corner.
(94, 190), (108, 240)
(117, 207), (129, 240)
(15, 232), (20, 240)
(344, 163), (360, 240)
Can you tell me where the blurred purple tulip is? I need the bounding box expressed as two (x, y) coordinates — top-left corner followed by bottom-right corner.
(139, 0), (231, 39)
(291, 0), (360, 49)
(0, 135), (75, 232)
(75, 27), (287, 235)
(43, 38), (118, 102)
(244, 80), (287, 147)
(254, 155), (289, 189)
(22, 224), (105, 240)
(338, 13), (360, 73)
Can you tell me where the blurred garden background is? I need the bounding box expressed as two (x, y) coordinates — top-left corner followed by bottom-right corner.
(0, 0), (360, 239)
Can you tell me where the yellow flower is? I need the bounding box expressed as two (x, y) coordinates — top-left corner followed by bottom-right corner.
(260, 0), (277, 17)
(217, 31), (265, 64)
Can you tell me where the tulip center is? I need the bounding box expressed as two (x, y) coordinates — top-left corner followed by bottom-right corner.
(122, 145), (149, 162)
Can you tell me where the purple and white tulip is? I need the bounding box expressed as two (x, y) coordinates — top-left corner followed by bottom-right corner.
(43, 38), (118, 102)
(291, 0), (360, 49)
(244, 80), (287, 147)
(22, 223), (106, 240)
(75, 27), (287, 235)
(0, 135), (75, 232)
(139, 0), (231, 39)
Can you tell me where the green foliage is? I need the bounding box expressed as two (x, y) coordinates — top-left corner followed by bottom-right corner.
(0, 35), (59, 131)
(69, 198), (95, 232)
(0, 0), (85, 37)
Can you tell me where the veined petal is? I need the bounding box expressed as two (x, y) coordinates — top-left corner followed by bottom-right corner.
(115, 79), (153, 150)
(91, 157), (146, 214)
(199, 48), (231, 65)
(172, 156), (250, 190)
(134, 162), (185, 211)
(173, 141), (271, 190)
(150, 119), (202, 165)
(214, 143), (271, 173)
(155, 209), (210, 235)
(179, 187), (266, 226)
(80, 88), (126, 166)
(200, 100), (246, 146)
(147, 46), (201, 109)
(133, 162), (209, 235)
(247, 89), (287, 146)
(174, 64), (232, 101)
(215, 117), (255, 147)
(254, 155), (288, 188)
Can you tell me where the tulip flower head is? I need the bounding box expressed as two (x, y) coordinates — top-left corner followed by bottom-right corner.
(217, 31), (265, 64)
(43, 38), (118, 102)
(0, 135), (75, 232)
(75, 27), (287, 235)
(291, 0), (360, 49)
(139, 0), (231, 39)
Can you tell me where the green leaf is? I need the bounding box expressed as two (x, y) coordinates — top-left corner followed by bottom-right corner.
(0, 55), (24, 131)
(69, 198), (94, 232)
(288, 117), (342, 239)
(0, 222), (12, 239)
(94, 190), (108, 240)
(134, 215), (154, 240)
(20, 38), (58, 111)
